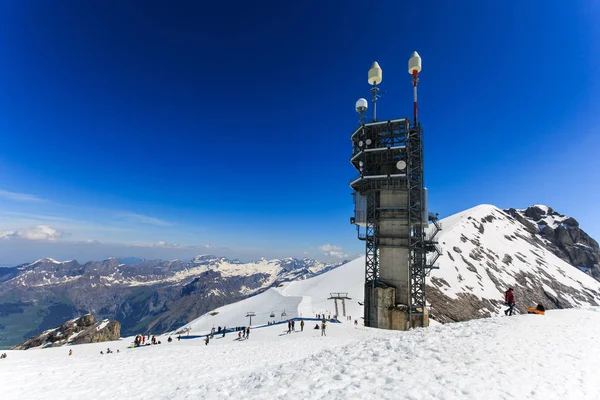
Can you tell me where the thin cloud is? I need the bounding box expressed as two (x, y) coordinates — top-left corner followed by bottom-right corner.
(154, 241), (180, 248)
(0, 225), (65, 241)
(0, 189), (45, 203)
(318, 244), (342, 252)
(122, 213), (173, 226)
(318, 244), (347, 258)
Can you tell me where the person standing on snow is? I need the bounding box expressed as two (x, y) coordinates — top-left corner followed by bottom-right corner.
(300, 320), (304, 332)
(246, 326), (250, 339)
(321, 321), (326, 336)
(287, 320), (292, 334)
(504, 288), (516, 316)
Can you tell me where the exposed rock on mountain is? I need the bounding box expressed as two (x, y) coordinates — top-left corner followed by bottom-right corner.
(11, 314), (120, 350)
(505, 205), (600, 280)
(428, 205), (600, 323)
(0, 256), (343, 347)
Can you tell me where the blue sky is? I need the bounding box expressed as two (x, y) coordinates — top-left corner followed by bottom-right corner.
(1, 1), (599, 265)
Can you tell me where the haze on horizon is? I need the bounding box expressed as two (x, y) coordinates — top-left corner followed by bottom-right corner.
(1, 1), (599, 266)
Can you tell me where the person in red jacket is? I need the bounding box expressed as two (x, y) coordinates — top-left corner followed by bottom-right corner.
(504, 288), (515, 316)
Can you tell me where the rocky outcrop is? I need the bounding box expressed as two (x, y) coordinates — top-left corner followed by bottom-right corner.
(505, 206), (600, 280)
(11, 314), (120, 350)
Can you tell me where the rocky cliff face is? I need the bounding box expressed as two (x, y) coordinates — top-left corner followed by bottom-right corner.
(505, 205), (600, 280)
(11, 314), (120, 350)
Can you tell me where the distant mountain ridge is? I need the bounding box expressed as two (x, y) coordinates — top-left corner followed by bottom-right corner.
(0, 255), (344, 348)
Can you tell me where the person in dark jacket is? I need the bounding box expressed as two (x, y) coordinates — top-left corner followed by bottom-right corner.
(504, 288), (515, 316)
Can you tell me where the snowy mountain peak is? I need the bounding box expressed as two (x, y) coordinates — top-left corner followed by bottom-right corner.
(427, 204), (600, 322)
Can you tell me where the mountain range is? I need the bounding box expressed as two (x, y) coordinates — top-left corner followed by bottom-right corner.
(1, 204), (599, 349)
(0, 256), (343, 347)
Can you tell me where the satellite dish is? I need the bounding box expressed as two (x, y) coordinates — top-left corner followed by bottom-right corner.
(359, 141), (363, 147)
(355, 98), (368, 112)
(366, 139), (372, 146)
(368, 61), (382, 85)
(396, 160), (407, 170)
(408, 51), (422, 74)
(359, 161), (364, 167)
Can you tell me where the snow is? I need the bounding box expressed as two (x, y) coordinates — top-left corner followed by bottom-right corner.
(181, 258), (364, 334)
(2, 308), (600, 399)
(96, 320), (110, 331)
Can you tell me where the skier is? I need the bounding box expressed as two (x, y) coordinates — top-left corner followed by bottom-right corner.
(300, 320), (304, 332)
(246, 326), (250, 339)
(168, 336), (172, 343)
(321, 321), (326, 336)
(287, 320), (292, 334)
(177, 335), (181, 342)
(504, 288), (516, 316)
(238, 331), (242, 340)
(222, 326), (226, 337)
(68, 349), (73, 356)
(205, 336), (209, 346)
(291, 320), (295, 331)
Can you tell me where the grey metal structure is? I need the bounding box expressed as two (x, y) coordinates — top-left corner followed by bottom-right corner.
(328, 293), (352, 317)
(350, 119), (441, 330)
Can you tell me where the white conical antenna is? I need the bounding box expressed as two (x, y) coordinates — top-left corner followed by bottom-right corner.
(368, 62), (382, 85)
(367, 61), (382, 121)
(408, 51), (421, 74)
(355, 98), (368, 125)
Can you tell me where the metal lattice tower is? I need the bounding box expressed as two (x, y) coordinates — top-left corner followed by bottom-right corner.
(349, 54), (441, 330)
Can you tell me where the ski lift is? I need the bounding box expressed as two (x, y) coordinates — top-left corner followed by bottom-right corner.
(270, 311), (275, 318)
(281, 310), (287, 317)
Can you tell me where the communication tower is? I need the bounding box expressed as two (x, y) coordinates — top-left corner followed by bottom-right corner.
(350, 52), (442, 330)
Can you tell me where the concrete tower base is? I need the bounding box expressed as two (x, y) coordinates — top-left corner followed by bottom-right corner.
(366, 286), (429, 330)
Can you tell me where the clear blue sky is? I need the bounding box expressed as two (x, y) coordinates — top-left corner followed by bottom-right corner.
(1, 1), (599, 265)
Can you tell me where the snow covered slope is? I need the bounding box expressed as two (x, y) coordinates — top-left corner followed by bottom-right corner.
(181, 256), (365, 333)
(182, 205), (600, 332)
(428, 205), (600, 322)
(2, 308), (600, 399)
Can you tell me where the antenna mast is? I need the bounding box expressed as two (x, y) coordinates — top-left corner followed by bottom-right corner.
(409, 52), (422, 124)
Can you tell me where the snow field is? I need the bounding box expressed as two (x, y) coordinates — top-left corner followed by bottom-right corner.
(2, 308), (600, 399)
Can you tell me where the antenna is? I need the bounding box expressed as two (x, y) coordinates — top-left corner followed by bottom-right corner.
(355, 98), (368, 125)
(368, 62), (382, 121)
(408, 51), (422, 124)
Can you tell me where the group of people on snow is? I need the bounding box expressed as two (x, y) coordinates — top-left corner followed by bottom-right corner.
(0, 353), (7, 359)
(134, 333), (161, 347)
(100, 347), (118, 355)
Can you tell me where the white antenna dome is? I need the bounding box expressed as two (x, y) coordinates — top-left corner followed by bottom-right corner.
(408, 51), (422, 74)
(368, 61), (382, 85)
(355, 98), (368, 112)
